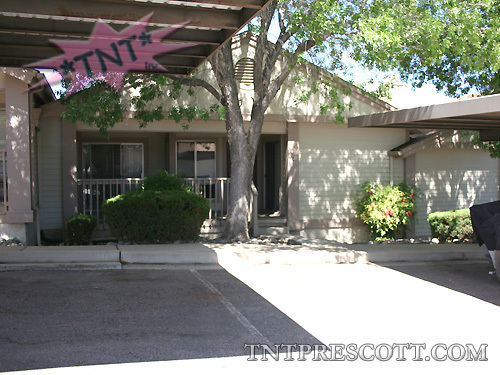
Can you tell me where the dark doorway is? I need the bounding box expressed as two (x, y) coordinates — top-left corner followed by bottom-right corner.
(264, 140), (280, 213)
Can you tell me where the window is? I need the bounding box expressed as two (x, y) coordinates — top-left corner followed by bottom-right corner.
(177, 141), (216, 178)
(83, 143), (143, 179)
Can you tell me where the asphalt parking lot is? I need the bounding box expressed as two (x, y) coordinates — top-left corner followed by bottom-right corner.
(0, 260), (498, 374)
(0, 267), (320, 372)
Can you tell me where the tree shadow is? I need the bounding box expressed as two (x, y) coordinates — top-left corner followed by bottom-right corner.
(383, 260), (500, 306)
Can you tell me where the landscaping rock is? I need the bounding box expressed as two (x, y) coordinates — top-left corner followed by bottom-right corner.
(0, 237), (24, 247)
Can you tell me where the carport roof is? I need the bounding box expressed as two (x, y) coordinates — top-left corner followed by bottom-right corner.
(0, 0), (271, 75)
(348, 93), (500, 141)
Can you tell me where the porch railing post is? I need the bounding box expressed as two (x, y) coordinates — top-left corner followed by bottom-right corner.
(251, 181), (258, 237)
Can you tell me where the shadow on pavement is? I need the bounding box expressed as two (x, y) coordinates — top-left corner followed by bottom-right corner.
(383, 260), (500, 306)
(0, 268), (321, 372)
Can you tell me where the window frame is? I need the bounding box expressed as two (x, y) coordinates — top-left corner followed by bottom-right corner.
(82, 142), (145, 179)
(175, 140), (217, 178)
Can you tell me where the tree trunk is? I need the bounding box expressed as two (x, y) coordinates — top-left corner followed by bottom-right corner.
(222, 134), (255, 240)
(209, 40), (265, 241)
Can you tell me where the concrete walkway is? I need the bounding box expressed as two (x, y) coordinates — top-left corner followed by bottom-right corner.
(0, 241), (486, 270)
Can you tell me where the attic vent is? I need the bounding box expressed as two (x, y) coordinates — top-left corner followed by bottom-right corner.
(234, 58), (255, 88)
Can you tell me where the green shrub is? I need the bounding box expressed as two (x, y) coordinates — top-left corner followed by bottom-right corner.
(141, 171), (189, 192)
(65, 214), (97, 245)
(428, 209), (474, 242)
(356, 182), (417, 240)
(102, 190), (209, 243)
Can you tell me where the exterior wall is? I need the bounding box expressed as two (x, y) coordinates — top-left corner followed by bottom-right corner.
(5, 74), (33, 224)
(0, 69), (53, 245)
(414, 148), (500, 237)
(37, 118), (63, 231)
(296, 123), (406, 242)
(134, 35), (392, 123)
(0, 223), (34, 244)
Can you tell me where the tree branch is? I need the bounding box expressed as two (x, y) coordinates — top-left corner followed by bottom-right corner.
(263, 39), (316, 108)
(170, 76), (222, 103)
(254, 1), (277, 94)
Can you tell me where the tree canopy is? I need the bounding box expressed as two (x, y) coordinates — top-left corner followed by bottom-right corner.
(63, 0), (500, 126)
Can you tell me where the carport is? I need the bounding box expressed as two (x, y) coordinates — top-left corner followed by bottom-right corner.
(0, 0), (272, 74)
(348, 93), (500, 140)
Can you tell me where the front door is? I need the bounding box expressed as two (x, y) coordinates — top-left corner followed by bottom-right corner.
(263, 140), (280, 213)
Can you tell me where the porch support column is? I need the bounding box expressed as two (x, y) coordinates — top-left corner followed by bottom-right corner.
(287, 122), (302, 231)
(5, 74), (33, 223)
(62, 119), (77, 221)
(405, 154), (416, 237)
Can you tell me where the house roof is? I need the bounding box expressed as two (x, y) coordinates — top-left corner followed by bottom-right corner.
(388, 130), (459, 158)
(1, 68), (56, 106)
(348, 93), (500, 141)
(0, 0), (271, 75)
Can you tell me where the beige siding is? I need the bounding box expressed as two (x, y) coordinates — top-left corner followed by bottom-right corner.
(414, 148), (500, 237)
(298, 123), (406, 222)
(38, 119), (63, 230)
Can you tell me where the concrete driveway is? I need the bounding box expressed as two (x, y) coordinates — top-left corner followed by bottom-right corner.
(0, 259), (499, 375)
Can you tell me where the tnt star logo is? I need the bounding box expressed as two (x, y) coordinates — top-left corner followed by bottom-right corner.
(28, 13), (193, 94)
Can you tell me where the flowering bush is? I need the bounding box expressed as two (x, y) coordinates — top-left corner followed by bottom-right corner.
(356, 182), (417, 240)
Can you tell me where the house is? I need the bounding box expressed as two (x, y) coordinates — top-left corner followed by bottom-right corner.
(349, 97), (500, 238)
(0, 68), (55, 245)
(2, 34), (499, 244)
(35, 34), (404, 243)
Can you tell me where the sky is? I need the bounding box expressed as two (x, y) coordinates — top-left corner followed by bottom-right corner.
(387, 82), (457, 110)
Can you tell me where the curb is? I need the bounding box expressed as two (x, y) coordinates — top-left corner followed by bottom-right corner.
(0, 245), (119, 264)
(365, 250), (485, 263)
(0, 262), (122, 271)
(119, 244), (219, 264)
(0, 243), (487, 270)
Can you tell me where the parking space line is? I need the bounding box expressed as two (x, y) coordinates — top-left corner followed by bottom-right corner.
(190, 269), (271, 345)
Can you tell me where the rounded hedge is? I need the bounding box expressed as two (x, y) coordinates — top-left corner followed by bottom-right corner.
(428, 208), (474, 242)
(102, 189), (209, 243)
(65, 214), (97, 245)
(141, 171), (188, 192)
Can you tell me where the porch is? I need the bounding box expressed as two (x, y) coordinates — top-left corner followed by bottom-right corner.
(76, 177), (236, 235)
(75, 175), (288, 237)
(36, 118), (289, 240)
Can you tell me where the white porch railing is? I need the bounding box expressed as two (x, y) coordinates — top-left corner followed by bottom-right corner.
(0, 150), (7, 213)
(77, 178), (143, 230)
(183, 178), (230, 221)
(77, 177), (241, 233)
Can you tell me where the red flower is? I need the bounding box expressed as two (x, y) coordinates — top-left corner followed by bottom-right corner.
(406, 211), (413, 217)
(402, 198), (406, 203)
(388, 208), (394, 216)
